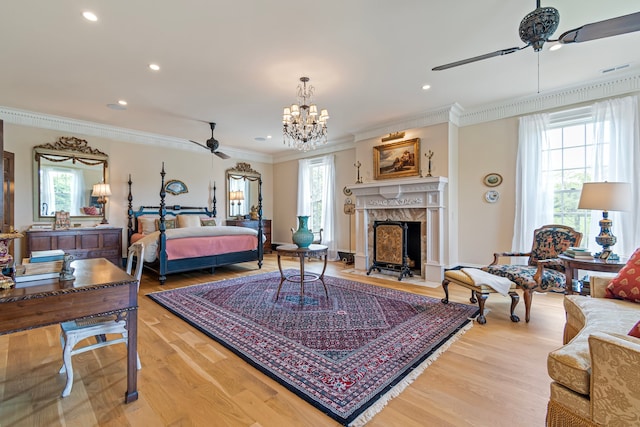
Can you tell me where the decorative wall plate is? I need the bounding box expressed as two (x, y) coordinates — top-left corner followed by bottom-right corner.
(485, 190), (500, 203)
(343, 186), (352, 196)
(483, 173), (503, 187)
(165, 179), (188, 195)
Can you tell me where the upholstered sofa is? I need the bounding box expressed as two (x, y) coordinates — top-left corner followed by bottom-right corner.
(546, 276), (640, 426)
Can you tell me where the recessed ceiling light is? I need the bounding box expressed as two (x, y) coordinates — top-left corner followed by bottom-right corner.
(149, 63), (160, 71)
(266, 135), (272, 139)
(107, 103), (126, 110)
(422, 84), (431, 90)
(549, 43), (562, 51)
(82, 11), (98, 22)
(118, 100), (128, 106)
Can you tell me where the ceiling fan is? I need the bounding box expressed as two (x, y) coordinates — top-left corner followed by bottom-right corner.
(189, 122), (230, 159)
(432, 2), (640, 71)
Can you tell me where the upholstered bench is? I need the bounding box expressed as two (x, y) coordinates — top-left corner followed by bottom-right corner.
(441, 269), (520, 324)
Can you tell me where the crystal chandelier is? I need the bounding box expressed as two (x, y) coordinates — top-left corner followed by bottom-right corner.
(282, 77), (329, 151)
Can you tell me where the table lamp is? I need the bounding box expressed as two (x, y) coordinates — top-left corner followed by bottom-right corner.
(92, 183), (112, 224)
(578, 181), (630, 260)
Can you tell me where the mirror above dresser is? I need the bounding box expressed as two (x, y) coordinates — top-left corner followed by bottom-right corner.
(33, 137), (108, 221)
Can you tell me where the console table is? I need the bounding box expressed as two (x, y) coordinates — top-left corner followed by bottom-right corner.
(25, 227), (123, 266)
(558, 254), (626, 295)
(0, 258), (139, 403)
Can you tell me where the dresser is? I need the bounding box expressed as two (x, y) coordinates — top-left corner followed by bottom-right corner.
(226, 219), (272, 253)
(25, 227), (123, 266)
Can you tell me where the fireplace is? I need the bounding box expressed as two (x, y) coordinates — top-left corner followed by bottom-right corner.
(368, 220), (420, 280)
(348, 177), (447, 285)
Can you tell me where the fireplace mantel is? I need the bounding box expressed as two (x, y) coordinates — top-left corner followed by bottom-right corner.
(348, 176), (448, 285)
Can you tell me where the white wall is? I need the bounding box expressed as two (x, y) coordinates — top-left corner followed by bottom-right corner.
(4, 124), (273, 260)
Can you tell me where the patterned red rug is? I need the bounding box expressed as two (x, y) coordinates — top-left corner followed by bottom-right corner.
(148, 270), (478, 426)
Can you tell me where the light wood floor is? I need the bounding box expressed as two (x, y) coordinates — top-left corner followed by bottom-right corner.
(0, 255), (566, 426)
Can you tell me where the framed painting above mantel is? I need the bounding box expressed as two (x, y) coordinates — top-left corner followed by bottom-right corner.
(373, 138), (420, 180)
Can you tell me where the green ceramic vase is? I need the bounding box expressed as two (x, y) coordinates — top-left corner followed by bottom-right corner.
(292, 215), (314, 248)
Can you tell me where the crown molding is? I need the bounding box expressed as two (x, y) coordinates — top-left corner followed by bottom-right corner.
(459, 72), (640, 127)
(0, 106), (273, 164)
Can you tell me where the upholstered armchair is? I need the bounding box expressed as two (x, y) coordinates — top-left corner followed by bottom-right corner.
(482, 224), (582, 322)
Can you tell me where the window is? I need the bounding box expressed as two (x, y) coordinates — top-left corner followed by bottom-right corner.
(515, 96), (638, 257)
(297, 155), (336, 258)
(543, 107), (599, 244)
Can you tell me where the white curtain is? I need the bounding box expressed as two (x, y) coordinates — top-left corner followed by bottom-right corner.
(41, 168), (56, 215)
(590, 95), (640, 257)
(297, 155), (337, 259)
(512, 113), (553, 251)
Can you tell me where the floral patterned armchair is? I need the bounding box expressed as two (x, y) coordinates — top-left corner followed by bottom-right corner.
(482, 224), (582, 322)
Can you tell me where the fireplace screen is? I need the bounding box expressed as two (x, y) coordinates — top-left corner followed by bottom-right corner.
(367, 220), (413, 281)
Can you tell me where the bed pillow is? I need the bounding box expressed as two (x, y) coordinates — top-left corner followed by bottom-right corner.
(82, 206), (99, 215)
(138, 217), (157, 235)
(605, 247), (640, 303)
(629, 320), (640, 338)
(201, 218), (217, 226)
(177, 215), (201, 228)
(155, 218), (176, 230)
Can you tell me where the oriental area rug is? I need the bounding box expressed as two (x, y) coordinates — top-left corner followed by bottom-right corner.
(147, 270), (479, 426)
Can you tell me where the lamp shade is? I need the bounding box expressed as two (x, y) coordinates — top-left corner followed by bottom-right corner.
(578, 182), (631, 212)
(91, 183), (112, 197)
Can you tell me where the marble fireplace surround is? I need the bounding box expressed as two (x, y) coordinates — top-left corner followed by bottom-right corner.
(348, 177), (447, 285)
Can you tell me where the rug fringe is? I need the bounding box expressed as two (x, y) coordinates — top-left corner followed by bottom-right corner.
(348, 322), (474, 427)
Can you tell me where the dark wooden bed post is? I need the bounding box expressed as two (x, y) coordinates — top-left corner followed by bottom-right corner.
(127, 174), (133, 247)
(158, 163), (168, 285)
(212, 182), (217, 218)
(257, 177), (264, 268)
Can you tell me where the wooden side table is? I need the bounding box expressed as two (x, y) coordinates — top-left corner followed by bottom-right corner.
(275, 244), (328, 301)
(558, 254), (626, 295)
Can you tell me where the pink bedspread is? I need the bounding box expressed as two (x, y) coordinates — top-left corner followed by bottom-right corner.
(165, 235), (257, 260)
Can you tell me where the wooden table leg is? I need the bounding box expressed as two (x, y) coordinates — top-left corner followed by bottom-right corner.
(299, 254), (305, 300)
(319, 253), (328, 298)
(275, 253), (285, 300)
(564, 263), (575, 295)
(125, 307), (139, 403)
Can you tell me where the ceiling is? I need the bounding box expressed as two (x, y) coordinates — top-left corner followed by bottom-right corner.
(1, 1), (639, 157)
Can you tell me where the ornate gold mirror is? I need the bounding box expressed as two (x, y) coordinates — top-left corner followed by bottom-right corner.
(33, 137), (108, 220)
(226, 162), (260, 219)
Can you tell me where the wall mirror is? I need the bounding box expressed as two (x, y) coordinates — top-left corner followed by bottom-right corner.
(33, 137), (108, 220)
(226, 162), (261, 219)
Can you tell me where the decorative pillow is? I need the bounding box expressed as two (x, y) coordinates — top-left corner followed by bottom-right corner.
(82, 206), (99, 215)
(138, 217), (158, 235)
(605, 247), (640, 303)
(177, 215), (201, 228)
(155, 218), (176, 230)
(201, 219), (217, 226)
(629, 320), (640, 338)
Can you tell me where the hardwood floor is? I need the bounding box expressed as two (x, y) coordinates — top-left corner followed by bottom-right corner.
(0, 255), (565, 426)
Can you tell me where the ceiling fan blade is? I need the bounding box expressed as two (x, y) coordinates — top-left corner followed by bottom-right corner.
(558, 11), (640, 44)
(432, 47), (523, 71)
(188, 140), (208, 150)
(215, 151), (230, 160)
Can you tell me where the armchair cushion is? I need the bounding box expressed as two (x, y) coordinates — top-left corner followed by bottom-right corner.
(605, 247), (640, 303)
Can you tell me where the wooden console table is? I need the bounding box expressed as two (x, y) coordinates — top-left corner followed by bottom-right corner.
(0, 258), (139, 403)
(558, 254), (626, 295)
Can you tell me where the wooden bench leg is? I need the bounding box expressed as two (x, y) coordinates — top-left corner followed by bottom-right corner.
(441, 279), (450, 304)
(475, 293), (487, 324)
(508, 291), (520, 322)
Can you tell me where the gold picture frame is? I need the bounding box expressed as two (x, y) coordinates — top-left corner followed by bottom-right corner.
(373, 138), (420, 180)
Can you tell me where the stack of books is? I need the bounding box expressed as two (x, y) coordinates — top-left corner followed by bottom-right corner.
(563, 247), (593, 259)
(15, 259), (63, 283)
(30, 249), (65, 263)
